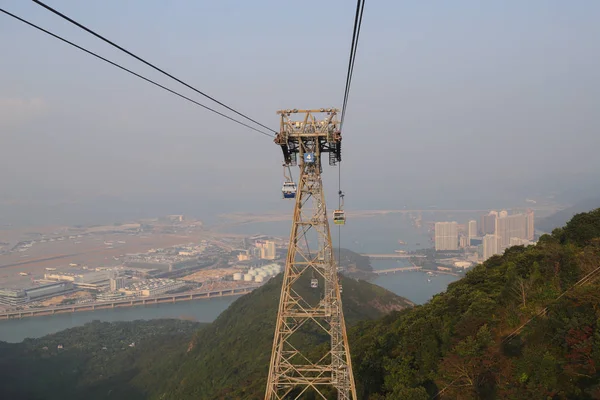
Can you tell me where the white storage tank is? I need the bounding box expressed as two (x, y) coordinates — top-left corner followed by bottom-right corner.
(243, 274), (253, 282)
(254, 275), (264, 283)
(233, 273), (242, 281)
(258, 271), (268, 277)
(248, 269), (258, 276)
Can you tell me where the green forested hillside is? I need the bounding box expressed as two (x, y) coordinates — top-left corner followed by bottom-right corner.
(351, 208), (600, 399)
(0, 273), (410, 400)
(337, 247), (375, 279)
(153, 274), (412, 399)
(0, 320), (203, 400)
(2, 208), (600, 400)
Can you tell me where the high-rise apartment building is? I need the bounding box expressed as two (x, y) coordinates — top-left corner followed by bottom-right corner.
(468, 220), (477, 239)
(109, 271), (125, 291)
(480, 212), (497, 235)
(495, 213), (527, 251)
(435, 222), (458, 251)
(483, 234), (501, 260)
(526, 209), (535, 240)
(260, 240), (276, 260)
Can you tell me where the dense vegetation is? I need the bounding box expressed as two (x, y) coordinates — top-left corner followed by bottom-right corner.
(154, 274), (412, 399)
(2, 209), (600, 399)
(337, 247), (375, 279)
(0, 320), (203, 400)
(0, 272), (409, 399)
(351, 208), (600, 399)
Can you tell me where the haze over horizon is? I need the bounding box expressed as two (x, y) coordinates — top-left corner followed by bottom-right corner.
(2, 0), (599, 226)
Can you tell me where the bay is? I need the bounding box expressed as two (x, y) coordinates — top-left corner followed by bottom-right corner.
(0, 213), (463, 342)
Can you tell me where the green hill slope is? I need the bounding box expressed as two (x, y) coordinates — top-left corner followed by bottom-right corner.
(151, 274), (413, 399)
(0, 270), (411, 399)
(4, 207), (599, 400)
(351, 207), (600, 399)
(0, 319), (203, 400)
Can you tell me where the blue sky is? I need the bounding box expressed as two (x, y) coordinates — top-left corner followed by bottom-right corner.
(1, 1), (599, 224)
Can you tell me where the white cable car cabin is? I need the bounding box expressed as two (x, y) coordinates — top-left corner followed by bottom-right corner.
(282, 181), (297, 199)
(310, 278), (318, 288)
(333, 210), (346, 225)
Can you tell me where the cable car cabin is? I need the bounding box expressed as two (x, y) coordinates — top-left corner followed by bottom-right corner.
(310, 278), (318, 288)
(339, 285), (343, 294)
(282, 181), (297, 199)
(333, 210), (346, 225)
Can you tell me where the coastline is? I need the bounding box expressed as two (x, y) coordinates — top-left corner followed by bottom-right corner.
(0, 285), (258, 321)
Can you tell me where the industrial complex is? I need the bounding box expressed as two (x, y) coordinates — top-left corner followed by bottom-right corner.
(0, 229), (286, 315)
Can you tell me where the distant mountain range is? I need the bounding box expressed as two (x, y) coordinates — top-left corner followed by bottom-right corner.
(537, 197), (600, 233)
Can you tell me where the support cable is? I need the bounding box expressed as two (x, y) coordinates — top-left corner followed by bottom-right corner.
(337, 0), (365, 267)
(32, 0), (278, 135)
(340, 0), (366, 129)
(338, 167), (342, 270)
(0, 8), (274, 138)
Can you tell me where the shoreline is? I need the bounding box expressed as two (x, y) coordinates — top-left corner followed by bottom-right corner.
(0, 285), (258, 321)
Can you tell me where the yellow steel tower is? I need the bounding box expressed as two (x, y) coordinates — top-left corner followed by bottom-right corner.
(265, 109), (357, 400)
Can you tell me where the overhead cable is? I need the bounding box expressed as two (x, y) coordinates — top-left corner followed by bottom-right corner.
(337, 0), (365, 268)
(340, 0), (365, 129)
(32, 0), (278, 135)
(0, 8), (274, 138)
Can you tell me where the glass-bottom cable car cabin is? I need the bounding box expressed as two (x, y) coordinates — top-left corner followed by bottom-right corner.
(282, 181), (297, 199)
(333, 210), (346, 225)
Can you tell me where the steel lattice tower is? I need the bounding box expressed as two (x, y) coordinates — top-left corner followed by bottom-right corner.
(265, 109), (357, 400)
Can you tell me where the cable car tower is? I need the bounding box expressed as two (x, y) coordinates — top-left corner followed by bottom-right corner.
(265, 108), (356, 400)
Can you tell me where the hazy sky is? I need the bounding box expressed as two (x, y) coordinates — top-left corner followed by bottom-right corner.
(1, 1), (599, 224)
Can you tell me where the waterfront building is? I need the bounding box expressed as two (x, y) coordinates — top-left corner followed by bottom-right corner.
(44, 269), (109, 288)
(119, 279), (187, 297)
(110, 276), (126, 291)
(0, 282), (74, 306)
(435, 222), (458, 251)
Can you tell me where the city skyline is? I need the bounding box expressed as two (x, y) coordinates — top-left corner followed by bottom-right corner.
(435, 208), (536, 262)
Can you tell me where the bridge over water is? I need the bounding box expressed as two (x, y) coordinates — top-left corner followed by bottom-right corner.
(361, 253), (426, 260)
(373, 266), (423, 275)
